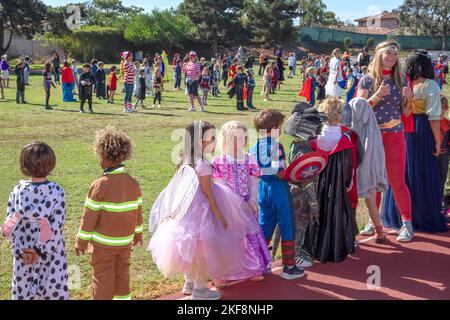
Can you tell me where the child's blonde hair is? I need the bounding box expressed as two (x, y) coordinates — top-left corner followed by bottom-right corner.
(318, 98), (345, 124)
(219, 121), (248, 155)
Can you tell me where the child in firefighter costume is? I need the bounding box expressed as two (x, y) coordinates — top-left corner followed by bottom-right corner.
(271, 102), (327, 268)
(75, 127), (143, 300)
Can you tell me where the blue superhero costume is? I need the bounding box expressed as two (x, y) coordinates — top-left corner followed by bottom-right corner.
(250, 136), (296, 267)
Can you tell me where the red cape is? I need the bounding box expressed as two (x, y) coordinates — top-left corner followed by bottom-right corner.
(312, 129), (358, 208)
(299, 77), (312, 102)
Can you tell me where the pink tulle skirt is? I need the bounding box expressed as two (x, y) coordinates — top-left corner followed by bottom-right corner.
(148, 182), (262, 279)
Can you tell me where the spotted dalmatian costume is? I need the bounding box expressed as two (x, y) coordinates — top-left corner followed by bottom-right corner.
(2, 180), (69, 300)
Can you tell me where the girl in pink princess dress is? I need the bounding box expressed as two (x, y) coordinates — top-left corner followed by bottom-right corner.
(212, 121), (272, 288)
(148, 121), (260, 300)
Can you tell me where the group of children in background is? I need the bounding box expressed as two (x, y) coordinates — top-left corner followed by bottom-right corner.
(1, 49), (292, 116)
(299, 53), (370, 107)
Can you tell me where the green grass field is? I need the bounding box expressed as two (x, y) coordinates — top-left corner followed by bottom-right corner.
(0, 70), (448, 300)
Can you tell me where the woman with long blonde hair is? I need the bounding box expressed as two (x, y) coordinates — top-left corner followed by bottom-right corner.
(357, 40), (415, 243)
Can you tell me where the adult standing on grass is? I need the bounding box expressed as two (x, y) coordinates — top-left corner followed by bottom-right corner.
(122, 51), (135, 113)
(325, 49), (344, 98)
(183, 51), (203, 112)
(258, 52), (266, 76)
(288, 52), (296, 78)
(52, 52), (61, 85)
(357, 40), (415, 242)
(43, 62), (56, 110)
(61, 61), (76, 102)
(442, 54), (448, 84)
(15, 59), (26, 104)
(382, 49), (448, 234)
(1, 54), (10, 88)
(0, 72), (5, 100)
(72, 59), (79, 95)
(23, 55), (32, 86)
(292, 52), (297, 75)
(161, 50), (171, 82)
(237, 46), (244, 64)
(276, 51), (285, 86)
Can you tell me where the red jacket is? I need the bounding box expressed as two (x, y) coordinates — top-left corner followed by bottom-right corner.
(61, 66), (75, 84)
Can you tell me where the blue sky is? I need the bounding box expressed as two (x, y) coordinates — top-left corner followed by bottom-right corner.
(43, 0), (404, 23)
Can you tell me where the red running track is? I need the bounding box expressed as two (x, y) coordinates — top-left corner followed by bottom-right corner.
(158, 226), (450, 300)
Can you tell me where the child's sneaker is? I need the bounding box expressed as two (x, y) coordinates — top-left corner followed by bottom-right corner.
(397, 221), (414, 242)
(151, 104), (155, 109)
(187, 107), (196, 112)
(182, 282), (194, 295)
(191, 288), (221, 300)
(280, 265), (305, 280)
(296, 256), (314, 268)
(360, 221), (375, 236)
(157, 104), (162, 109)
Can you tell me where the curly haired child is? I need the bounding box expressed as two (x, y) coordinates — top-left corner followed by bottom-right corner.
(75, 126), (143, 300)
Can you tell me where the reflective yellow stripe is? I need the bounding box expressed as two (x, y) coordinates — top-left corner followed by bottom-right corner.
(91, 232), (134, 246)
(85, 197), (141, 213)
(77, 229), (93, 240)
(113, 294), (131, 300)
(135, 225), (143, 234)
(106, 167), (126, 175)
(85, 198), (102, 211)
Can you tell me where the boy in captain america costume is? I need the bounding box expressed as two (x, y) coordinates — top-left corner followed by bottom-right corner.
(250, 109), (305, 280)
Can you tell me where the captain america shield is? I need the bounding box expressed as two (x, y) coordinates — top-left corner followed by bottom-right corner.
(284, 151), (329, 183)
